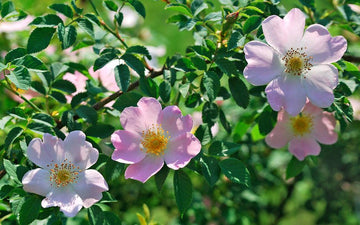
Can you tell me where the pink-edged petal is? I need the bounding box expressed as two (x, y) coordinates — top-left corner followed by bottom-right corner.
(302, 99), (323, 116)
(72, 170), (108, 208)
(302, 24), (347, 64)
(265, 75), (307, 115)
(164, 133), (201, 170)
(158, 106), (193, 137)
(288, 137), (321, 161)
(22, 168), (51, 196)
(265, 110), (293, 148)
(243, 41), (282, 85)
(42, 188), (83, 217)
(111, 130), (145, 164)
(262, 8), (306, 54)
(304, 64), (338, 108)
(313, 112), (338, 145)
(120, 97), (162, 134)
(63, 131), (99, 170)
(27, 133), (64, 168)
(124, 155), (164, 183)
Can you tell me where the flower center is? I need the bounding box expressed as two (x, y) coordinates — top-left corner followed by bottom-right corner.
(48, 159), (81, 187)
(141, 124), (170, 156)
(283, 47), (313, 76)
(290, 114), (313, 136)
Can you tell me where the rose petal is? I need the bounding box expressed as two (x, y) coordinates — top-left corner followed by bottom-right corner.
(111, 130), (145, 164)
(22, 168), (51, 196)
(304, 64), (338, 108)
(124, 155), (164, 183)
(72, 170), (108, 208)
(288, 137), (321, 161)
(64, 131), (99, 170)
(27, 133), (64, 168)
(302, 24), (347, 64)
(164, 133), (201, 170)
(313, 112), (338, 145)
(262, 8), (306, 54)
(42, 187), (83, 217)
(120, 97), (162, 134)
(265, 110), (293, 148)
(302, 99), (323, 116)
(243, 41), (283, 86)
(265, 75), (307, 115)
(158, 106), (193, 138)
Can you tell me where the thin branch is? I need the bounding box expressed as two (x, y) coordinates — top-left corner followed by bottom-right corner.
(343, 55), (360, 63)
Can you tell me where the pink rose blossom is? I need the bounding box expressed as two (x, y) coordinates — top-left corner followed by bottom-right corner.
(243, 8), (347, 116)
(265, 101), (338, 160)
(63, 71), (88, 103)
(22, 131), (108, 217)
(111, 97), (201, 183)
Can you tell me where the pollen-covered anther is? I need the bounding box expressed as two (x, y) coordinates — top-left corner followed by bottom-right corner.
(282, 47), (313, 76)
(290, 114), (313, 136)
(48, 159), (81, 187)
(141, 124), (170, 156)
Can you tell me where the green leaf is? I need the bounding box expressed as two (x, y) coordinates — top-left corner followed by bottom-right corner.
(30, 14), (63, 27)
(191, 0), (207, 16)
(243, 15), (262, 34)
(28, 122), (54, 135)
(57, 23), (77, 49)
(27, 27), (56, 54)
(228, 31), (245, 50)
(49, 3), (73, 18)
(208, 141), (240, 156)
(19, 196), (41, 225)
(88, 205), (103, 225)
(50, 90), (67, 103)
(93, 52), (118, 71)
(219, 108), (231, 134)
(121, 53), (145, 77)
(3, 159), (20, 183)
(155, 166), (170, 192)
(159, 80), (171, 103)
(85, 124), (115, 138)
(77, 18), (94, 38)
(76, 105), (98, 124)
(200, 155), (220, 186)
(71, 92), (89, 108)
(299, 0), (315, 10)
(126, 45), (151, 60)
(13, 55), (48, 72)
(185, 93), (200, 108)
(228, 76), (249, 108)
(32, 113), (55, 127)
(0, 116), (12, 129)
(194, 124), (212, 145)
(71, 0), (83, 14)
(201, 71), (220, 101)
(112, 92), (142, 111)
(7, 66), (31, 90)
(115, 11), (123, 27)
(165, 3), (192, 17)
(104, 0), (118, 11)
(114, 64), (130, 92)
(215, 58), (238, 75)
(50, 62), (69, 78)
(52, 79), (76, 93)
(104, 160), (124, 182)
(174, 170), (193, 215)
(219, 158), (250, 187)
(31, 81), (46, 95)
(5, 48), (27, 64)
(128, 0), (146, 18)
(258, 105), (276, 135)
(286, 157), (306, 179)
(8, 108), (26, 120)
(202, 102), (218, 126)
(139, 77), (159, 98)
(61, 111), (82, 131)
(1, 1), (15, 18)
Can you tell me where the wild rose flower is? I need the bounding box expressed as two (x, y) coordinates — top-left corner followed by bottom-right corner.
(22, 131), (108, 217)
(111, 97), (201, 183)
(63, 71), (88, 103)
(265, 101), (338, 160)
(244, 8), (347, 116)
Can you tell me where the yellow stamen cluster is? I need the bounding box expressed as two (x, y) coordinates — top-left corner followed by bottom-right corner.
(290, 114), (313, 136)
(141, 124), (170, 156)
(283, 47), (313, 76)
(47, 159), (81, 187)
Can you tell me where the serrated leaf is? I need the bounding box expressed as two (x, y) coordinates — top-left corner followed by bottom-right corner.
(77, 18), (94, 38)
(31, 81), (46, 95)
(208, 141), (240, 156)
(93, 53), (118, 72)
(228, 31), (245, 50)
(71, 92), (88, 108)
(3, 159), (20, 183)
(71, 0), (83, 14)
(19, 196), (41, 225)
(126, 45), (151, 60)
(57, 23), (77, 49)
(121, 53), (145, 77)
(52, 79), (76, 93)
(191, 0), (208, 16)
(258, 106), (276, 135)
(115, 11), (123, 27)
(1, 1), (15, 18)
(174, 170), (193, 214)
(155, 166), (170, 192)
(129, 0), (146, 18)
(201, 71), (220, 101)
(85, 124), (115, 138)
(159, 80), (171, 103)
(200, 155), (220, 186)
(30, 14), (63, 27)
(219, 158), (250, 186)
(139, 77), (159, 98)
(185, 93), (200, 108)
(27, 27), (56, 53)
(13, 55), (47, 72)
(286, 157), (306, 179)
(50, 62), (69, 78)
(104, 0), (118, 11)
(228, 76), (249, 108)
(194, 124), (212, 145)
(114, 64), (130, 92)
(165, 3), (192, 17)
(32, 113), (55, 127)
(7, 66), (31, 90)
(76, 105), (98, 124)
(202, 102), (218, 126)
(49, 3), (73, 18)
(104, 160), (124, 182)
(28, 122), (54, 135)
(112, 92), (142, 111)
(8, 108), (26, 120)
(219, 109), (231, 133)
(50, 90), (67, 103)
(5, 48), (27, 64)
(243, 15), (262, 34)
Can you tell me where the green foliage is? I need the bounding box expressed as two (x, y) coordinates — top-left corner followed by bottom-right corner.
(174, 170), (193, 215)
